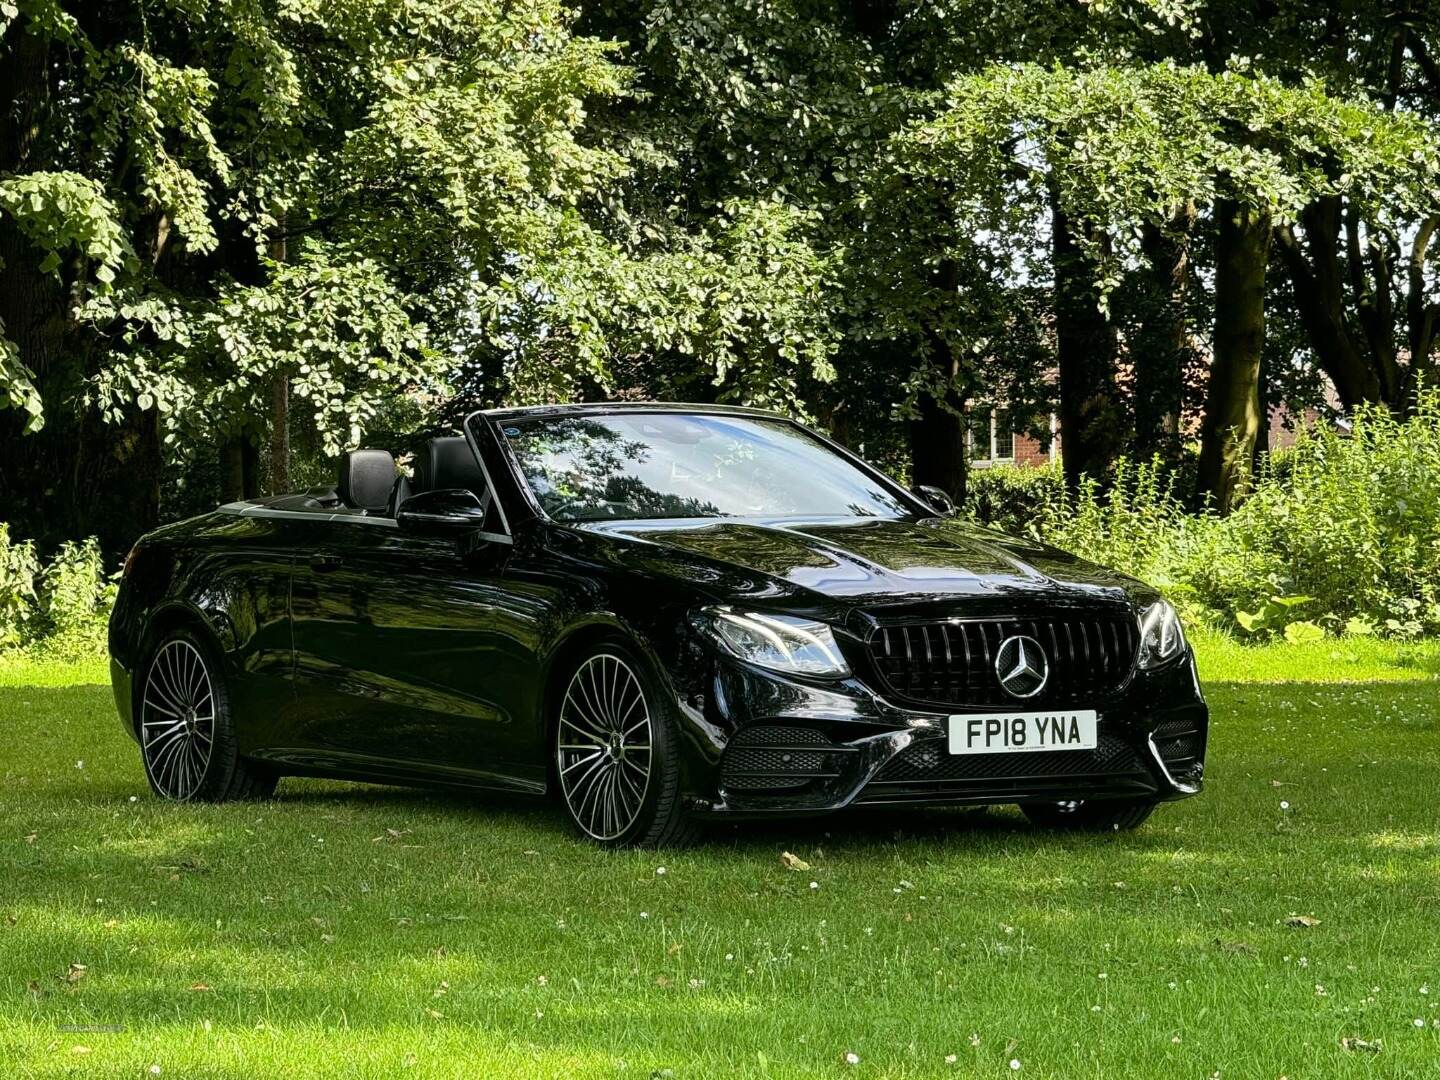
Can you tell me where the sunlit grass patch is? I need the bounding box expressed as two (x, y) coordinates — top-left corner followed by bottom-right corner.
(1, 637), (1438, 1078)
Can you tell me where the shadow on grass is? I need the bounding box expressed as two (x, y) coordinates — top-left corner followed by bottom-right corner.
(267, 778), (1063, 851)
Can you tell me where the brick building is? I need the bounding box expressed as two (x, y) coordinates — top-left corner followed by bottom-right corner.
(965, 403), (1333, 471)
(965, 410), (1058, 470)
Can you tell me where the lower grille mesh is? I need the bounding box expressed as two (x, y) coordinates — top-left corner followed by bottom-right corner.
(873, 733), (1144, 784)
(1153, 718), (1205, 774)
(720, 725), (843, 793)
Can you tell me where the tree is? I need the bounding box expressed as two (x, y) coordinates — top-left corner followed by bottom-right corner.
(885, 62), (1438, 507)
(0, 0), (635, 549)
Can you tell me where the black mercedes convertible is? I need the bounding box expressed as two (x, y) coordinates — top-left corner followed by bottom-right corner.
(109, 403), (1207, 846)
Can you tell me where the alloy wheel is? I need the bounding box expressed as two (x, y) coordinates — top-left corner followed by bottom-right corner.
(556, 653), (654, 841)
(141, 638), (216, 800)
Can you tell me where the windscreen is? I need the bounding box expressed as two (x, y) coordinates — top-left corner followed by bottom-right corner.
(500, 413), (914, 523)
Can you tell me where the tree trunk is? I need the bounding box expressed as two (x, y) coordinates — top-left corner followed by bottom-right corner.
(269, 374), (290, 493)
(1405, 214), (1440, 408)
(1272, 198), (1386, 410)
(242, 437), (261, 499)
(1197, 201), (1272, 514)
(220, 439), (246, 503)
(909, 259), (968, 504)
(1052, 192), (1122, 492)
(1133, 203), (1194, 461)
(909, 388), (968, 506)
(267, 225), (290, 493)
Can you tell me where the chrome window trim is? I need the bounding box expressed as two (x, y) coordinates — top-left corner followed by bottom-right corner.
(218, 502), (398, 527)
(215, 502), (513, 544)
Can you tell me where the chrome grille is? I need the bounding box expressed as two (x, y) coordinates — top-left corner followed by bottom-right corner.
(865, 613), (1139, 708)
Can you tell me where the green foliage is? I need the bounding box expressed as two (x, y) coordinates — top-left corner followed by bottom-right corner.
(967, 393), (1440, 638)
(620, 200), (841, 415)
(890, 63), (1440, 298)
(94, 249), (441, 454)
(963, 462), (1066, 536)
(36, 537), (114, 654)
(0, 528), (111, 656)
(0, 524), (39, 648)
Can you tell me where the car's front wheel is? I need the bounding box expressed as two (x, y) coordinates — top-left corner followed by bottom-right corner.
(1022, 798), (1157, 832)
(553, 643), (697, 848)
(138, 628), (277, 802)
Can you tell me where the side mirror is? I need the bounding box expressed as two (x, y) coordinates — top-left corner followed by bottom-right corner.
(396, 488), (490, 534)
(914, 484), (958, 517)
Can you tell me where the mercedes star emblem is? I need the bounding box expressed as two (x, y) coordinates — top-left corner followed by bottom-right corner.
(995, 634), (1049, 699)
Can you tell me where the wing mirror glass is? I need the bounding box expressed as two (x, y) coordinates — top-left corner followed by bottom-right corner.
(396, 488), (490, 534)
(914, 484), (958, 517)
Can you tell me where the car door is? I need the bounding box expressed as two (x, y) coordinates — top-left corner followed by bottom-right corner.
(287, 510), (554, 793)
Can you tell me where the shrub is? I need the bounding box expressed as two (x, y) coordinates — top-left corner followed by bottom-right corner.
(963, 462), (1066, 536)
(0, 529), (114, 657)
(0, 524), (40, 649)
(969, 392), (1440, 638)
(38, 537), (116, 655)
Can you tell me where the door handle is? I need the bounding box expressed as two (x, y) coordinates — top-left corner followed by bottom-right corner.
(309, 554), (343, 573)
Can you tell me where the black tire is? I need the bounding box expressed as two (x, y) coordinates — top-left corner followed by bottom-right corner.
(1022, 798), (1158, 832)
(137, 627), (278, 802)
(552, 641), (698, 849)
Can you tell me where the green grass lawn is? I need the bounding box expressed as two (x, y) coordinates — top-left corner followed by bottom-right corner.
(2, 637), (1439, 1078)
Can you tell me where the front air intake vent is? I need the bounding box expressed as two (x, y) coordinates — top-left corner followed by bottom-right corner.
(719, 725), (846, 793)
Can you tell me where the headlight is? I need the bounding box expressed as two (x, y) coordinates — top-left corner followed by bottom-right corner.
(1137, 599), (1187, 669)
(704, 608), (851, 678)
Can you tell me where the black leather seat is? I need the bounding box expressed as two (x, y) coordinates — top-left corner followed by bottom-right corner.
(385, 473), (413, 517)
(338, 448), (397, 513)
(415, 436), (489, 501)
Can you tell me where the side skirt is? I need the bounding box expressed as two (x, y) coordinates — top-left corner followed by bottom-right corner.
(247, 748), (548, 797)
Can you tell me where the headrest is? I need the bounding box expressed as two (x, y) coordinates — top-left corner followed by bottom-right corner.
(414, 436), (487, 498)
(338, 448), (396, 511)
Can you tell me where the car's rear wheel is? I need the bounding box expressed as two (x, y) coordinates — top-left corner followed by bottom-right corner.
(553, 644), (697, 848)
(138, 628), (277, 802)
(1022, 798), (1157, 832)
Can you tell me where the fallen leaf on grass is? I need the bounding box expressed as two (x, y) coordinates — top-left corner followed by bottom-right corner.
(64, 963), (88, 985)
(188, 983), (211, 992)
(1285, 915), (1321, 929)
(1341, 1037), (1382, 1053)
(780, 851), (811, 872)
(71, 1045), (91, 1055)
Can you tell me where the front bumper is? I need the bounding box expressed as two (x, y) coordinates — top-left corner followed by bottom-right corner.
(680, 647), (1207, 818)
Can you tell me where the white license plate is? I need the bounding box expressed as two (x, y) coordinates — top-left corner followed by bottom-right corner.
(948, 710), (1098, 755)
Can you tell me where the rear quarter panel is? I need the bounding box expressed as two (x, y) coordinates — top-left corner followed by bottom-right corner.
(110, 512), (294, 743)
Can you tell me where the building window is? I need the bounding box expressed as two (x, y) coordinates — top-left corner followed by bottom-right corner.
(968, 410), (992, 462)
(992, 416), (1014, 462)
(967, 410), (1015, 466)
